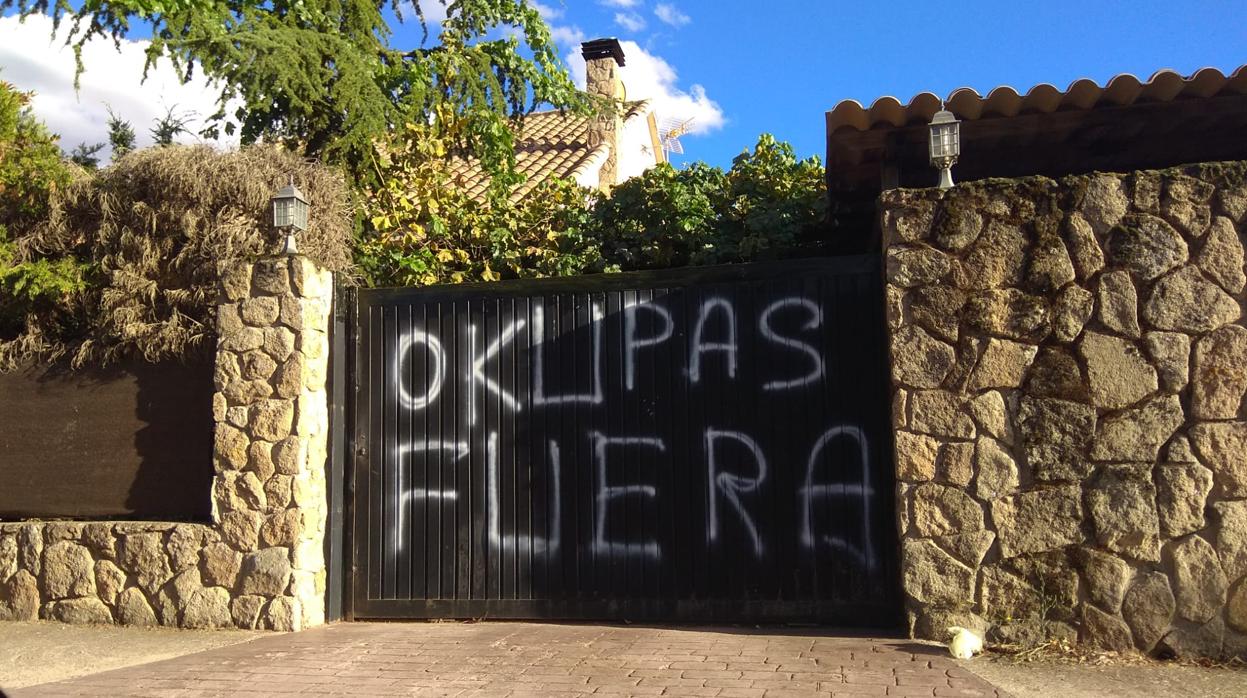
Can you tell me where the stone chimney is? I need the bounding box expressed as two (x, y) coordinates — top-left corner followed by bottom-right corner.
(581, 38), (626, 190)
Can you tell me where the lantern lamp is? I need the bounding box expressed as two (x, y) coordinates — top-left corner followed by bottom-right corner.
(928, 108), (960, 189)
(271, 179), (309, 255)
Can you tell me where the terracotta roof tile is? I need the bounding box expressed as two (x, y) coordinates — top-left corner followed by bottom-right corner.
(448, 101), (650, 203)
(827, 65), (1247, 133)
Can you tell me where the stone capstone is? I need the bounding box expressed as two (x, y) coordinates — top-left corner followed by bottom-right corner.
(1156, 463), (1213, 539)
(1076, 547), (1132, 613)
(1088, 465), (1161, 562)
(1081, 604), (1135, 652)
(1105, 213), (1189, 280)
(1051, 284), (1094, 342)
(115, 587), (157, 626)
(887, 246), (951, 287)
(252, 259), (290, 295)
(911, 483), (985, 537)
(1145, 332), (1191, 394)
(1197, 216), (1246, 293)
(967, 338), (1038, 391)
(118, 532), (171, 596)
(883, 199), (936, 243)
(1090, 395), (1184, 462)
(892, 325), (956, 389)
(40, 541), (96, 599)
(1097, 271), (1141, 337)
(1123, 572), (1176, 652)
(1144, 266), (1241, 333)
(1078, 331), (1158, 410)
(1189, 422), (1247, 498)
(219, 262), (252, 302)
(167, 526), (207, 573)
(1169, 535), (1228, 624)
(1191, 325), (1247, 420)
(992, 486), (1083, 558)
(909, 390), (976, 439)
(1162, 174), (1214, 238)
(973, 437), (1019, 500)
(239, 548), (292, 597)
(1080, 175), (1129, 236)
(902, 539), (975, 605)
(1018, 397), (1097, 482)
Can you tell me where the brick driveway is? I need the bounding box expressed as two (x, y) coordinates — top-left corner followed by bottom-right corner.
(15, 622), (1007, 697)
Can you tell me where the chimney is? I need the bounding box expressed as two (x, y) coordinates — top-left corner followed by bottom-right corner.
(581, 38), (626, 190)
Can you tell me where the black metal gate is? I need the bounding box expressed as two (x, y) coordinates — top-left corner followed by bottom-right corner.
(348, 257), (900, 624)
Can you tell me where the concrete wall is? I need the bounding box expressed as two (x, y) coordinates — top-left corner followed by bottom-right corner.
(883, 162), (1247, 659)
(0, 256), (333, 630)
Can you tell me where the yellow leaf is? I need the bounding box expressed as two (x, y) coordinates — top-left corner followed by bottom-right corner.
(435, 249), (454, 263)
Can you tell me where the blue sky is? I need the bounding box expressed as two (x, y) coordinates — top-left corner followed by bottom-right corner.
(2, 1), (1245, 168)
(522, 0), (1247, 168)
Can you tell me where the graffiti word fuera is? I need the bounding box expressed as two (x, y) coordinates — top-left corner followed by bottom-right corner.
(387, 294), (877, 567)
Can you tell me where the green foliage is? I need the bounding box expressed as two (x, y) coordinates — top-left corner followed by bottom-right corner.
(0, 80), (72, 222)
(357, 132), (827, 286)
(358, 119), (602, 286)
(69, 141), (105, 168)
(0, 81), (89, 343)
(150, 105), (192, 146)
(590, 133), (828, 270)
(6, 0), (593, 188)
(106, 107), (135, 160)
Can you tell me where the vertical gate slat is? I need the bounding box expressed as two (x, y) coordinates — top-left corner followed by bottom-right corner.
(349, 257), (901, 625)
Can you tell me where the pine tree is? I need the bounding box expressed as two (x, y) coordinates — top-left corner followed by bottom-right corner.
(106, 107), (135, 161)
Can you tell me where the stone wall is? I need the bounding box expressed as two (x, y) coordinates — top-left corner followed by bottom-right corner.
(884, 162), (1247, 659)
(0, 256), (333, 630)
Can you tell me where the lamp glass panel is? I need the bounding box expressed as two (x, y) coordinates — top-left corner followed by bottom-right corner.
(293, 198), (309, 230)
(273, 198), (291, 228)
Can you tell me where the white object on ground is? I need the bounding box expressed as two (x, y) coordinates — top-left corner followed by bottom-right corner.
(947, 626), (984, 659)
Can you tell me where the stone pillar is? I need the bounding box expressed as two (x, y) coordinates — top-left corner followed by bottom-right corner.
(581, 38), (626, 191)
(212, 255), (333, 630)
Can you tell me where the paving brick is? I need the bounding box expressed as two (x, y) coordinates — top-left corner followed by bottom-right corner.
(15, 622), (1004, 698)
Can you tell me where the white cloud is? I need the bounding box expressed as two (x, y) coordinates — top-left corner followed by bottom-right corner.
(0, 14), (232, 159)
(654, 3), (691, 27)
(598, 0), (641, 8)
(569, 40), (724, 137)
(529, 1), (563, 20)
(548, 24), (587, 49)
(613, 12), (646, 33)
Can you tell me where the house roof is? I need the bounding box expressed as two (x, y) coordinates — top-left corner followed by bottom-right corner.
(826, 65), (1247, 133)
(448, 101), (651, 203)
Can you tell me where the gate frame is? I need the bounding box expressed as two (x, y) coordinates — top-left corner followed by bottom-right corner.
(339, 256), (904, 626)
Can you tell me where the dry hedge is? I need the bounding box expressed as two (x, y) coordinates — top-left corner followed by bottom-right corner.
(1, 144), (353, 370)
